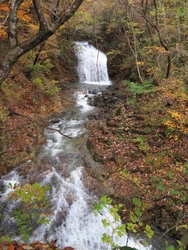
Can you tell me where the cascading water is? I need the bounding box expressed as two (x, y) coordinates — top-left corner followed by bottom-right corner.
(0, 95), (152, 250)
(0, 43), (168, 250)
(74, 42), (111, 85)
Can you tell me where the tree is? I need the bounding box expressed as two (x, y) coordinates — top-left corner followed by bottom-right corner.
(0, 0), (84, 87)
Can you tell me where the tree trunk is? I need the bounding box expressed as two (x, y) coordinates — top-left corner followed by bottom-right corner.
(0, 30), (53, 85)
(0, 0), (84, 87)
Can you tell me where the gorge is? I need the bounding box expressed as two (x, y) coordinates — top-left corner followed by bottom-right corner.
(0, 43), (176, 250)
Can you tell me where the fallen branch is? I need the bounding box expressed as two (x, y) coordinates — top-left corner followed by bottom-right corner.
(13, 111), (74, 139)
(39, 123), (74, 139)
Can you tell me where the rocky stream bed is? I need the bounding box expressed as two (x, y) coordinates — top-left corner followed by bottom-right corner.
(0, 80), (187, 249)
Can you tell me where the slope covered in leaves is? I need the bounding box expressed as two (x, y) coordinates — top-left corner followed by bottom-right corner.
(0, 32), (77, 175)
(86, 77), (188, 241)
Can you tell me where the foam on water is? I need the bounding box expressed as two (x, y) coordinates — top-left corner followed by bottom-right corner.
(29, 167), (152, 250)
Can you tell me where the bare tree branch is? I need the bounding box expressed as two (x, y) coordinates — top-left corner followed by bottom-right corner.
(33, 0), (51, 31)
(8, 0), (23, 48)
(13, 111), (74, 139)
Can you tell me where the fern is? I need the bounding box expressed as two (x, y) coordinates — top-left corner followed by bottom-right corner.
(123, 80), (156, 96)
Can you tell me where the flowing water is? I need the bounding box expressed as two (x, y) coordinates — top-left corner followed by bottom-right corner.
(74, 42), (111, 84)
(0, 43), (171, 250)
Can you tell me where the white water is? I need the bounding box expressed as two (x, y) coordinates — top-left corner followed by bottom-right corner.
(74, 42), (111, 85)
(0, 44), (159, 250)
(0, 91), (152, 249)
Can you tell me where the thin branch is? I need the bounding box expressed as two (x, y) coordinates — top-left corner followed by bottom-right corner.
(13, 111), (74, 139)
(0, 14), (9, 29)
(40, 123), (74, 139)
(32, 0), (51, 31)
(41, 4), (59, 20)
(156, 213), (187, 244)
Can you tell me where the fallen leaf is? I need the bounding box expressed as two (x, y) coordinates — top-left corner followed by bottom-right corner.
(8, 244), (15, 250)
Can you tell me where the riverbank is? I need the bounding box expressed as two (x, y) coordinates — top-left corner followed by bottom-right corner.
(85, 79), (188, 244)
(0, 37), (78, 176)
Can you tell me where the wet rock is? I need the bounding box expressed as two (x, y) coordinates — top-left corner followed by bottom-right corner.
(50, 118), (61, 123)
(62, 247), (74, 250)
(90, 95), (103, 107)
(92, 152), (104, 164)
(85, 120), (98, 130)
(157, 209), (177, 233)
(88, 89), (99, 95)
(57, 83), (70, 90)
(83, 146), (109, 181)
(25, 145), (32, 154)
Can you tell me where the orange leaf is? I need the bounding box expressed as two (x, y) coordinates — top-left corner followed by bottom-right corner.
(0, 4), (9, 11)
(0, 29), (7, 38)
(8, 244), (15, 250)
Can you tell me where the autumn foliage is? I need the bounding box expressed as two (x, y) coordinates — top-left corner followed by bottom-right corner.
(0, 0), (188, 248)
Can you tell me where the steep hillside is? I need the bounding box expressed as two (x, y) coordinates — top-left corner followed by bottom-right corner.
(0, 34), (78, 175)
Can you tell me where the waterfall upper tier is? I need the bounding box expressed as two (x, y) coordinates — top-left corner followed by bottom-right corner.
(74, 42), (111, 85)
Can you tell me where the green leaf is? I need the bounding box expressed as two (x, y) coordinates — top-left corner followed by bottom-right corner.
(135, 207), (142, 217)
(127, 223), (137, 233)
(33, 77), (42, 85)
(138, 221), (143, 227)
(133, 197), (142, 207)
(171, 189), (180, 196)
(116, 224), (126, 237)
(100, 195), (112, 205)
(102, 218), (111, 227)
(93, 202), (102, 212)
(157, 182), (166, 193)
(185, 162), (188, 174)
(166, 246), (174, 250)
(181, 195), (187, 203)
(101, 233), (112, 244)
(130, 211), (138, 223)
(168, 171), (173, 179)
(144, 224), (154, 239)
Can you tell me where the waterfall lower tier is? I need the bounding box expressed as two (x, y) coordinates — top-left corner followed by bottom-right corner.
(74, 42), (111, 85)
(0, 87), (155, 250)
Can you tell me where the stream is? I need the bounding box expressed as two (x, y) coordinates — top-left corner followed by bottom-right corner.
(0, 42), (172, 250)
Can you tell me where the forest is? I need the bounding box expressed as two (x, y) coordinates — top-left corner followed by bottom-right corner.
(0, 0), (188, 250)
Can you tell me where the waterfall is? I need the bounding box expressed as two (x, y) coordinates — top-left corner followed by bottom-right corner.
(74, 42), (111, 85)
(0, 44), (169, 249)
